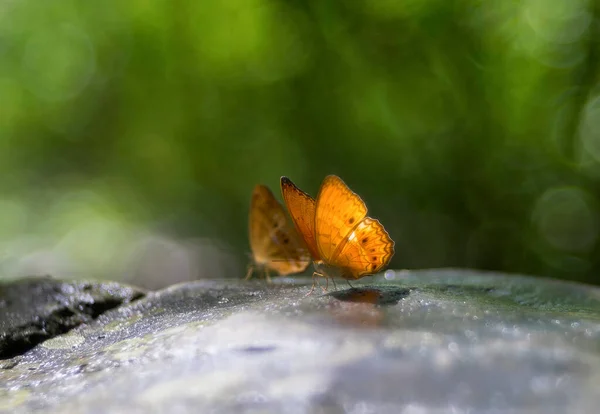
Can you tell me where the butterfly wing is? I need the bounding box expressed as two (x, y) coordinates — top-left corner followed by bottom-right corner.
(314, 175), (368, 261)
(332, 217), (395, 279)
(249, 184), (310, 275)
(280, 177), (321, 261)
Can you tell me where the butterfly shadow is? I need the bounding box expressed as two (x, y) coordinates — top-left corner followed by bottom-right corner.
(322, 286), (410, 329)
(326, 285), (410, 306)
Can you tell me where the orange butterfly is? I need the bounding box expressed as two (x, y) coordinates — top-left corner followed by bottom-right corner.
(280, 175), (394, 293)
(246, 184), (311, 281)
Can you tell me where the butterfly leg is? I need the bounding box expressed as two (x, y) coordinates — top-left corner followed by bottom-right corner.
(305, 272), (323, 297)
(345, 280), (354, 289)
(244, 264), (254, 280)
(322, 275), (330, 293)
(265, 268), (272, 283)
(305, 274), (317, 297)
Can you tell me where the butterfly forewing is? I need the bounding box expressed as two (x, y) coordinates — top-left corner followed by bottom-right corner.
(280, 177), (321, 261)
(314, 175), (368, 261)
(248, 184), (310, 276)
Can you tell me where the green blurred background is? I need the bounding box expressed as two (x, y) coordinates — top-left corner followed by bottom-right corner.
(1, 0), (599, 289)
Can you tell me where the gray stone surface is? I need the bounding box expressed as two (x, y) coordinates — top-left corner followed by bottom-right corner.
(2, 269), (600, 413)
(0, 276), (146, 360)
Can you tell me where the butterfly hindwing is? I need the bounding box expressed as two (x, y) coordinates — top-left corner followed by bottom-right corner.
(332, 217), (395, 279)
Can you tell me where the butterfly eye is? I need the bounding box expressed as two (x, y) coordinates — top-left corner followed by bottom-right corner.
(283, 238), (290, 244)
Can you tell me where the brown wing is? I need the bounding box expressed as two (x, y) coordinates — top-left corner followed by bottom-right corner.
(280, 177), (321, 261)
(331, 217), (395, 279)
(248, 184), (311, 276)
(314, 175), (368, 262)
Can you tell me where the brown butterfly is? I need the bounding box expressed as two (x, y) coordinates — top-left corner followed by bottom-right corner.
(246, 184), (311, 281)
(280, 175), (394, 293)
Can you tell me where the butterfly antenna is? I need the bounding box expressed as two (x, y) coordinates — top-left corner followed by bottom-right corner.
(270, 258), (311, 263)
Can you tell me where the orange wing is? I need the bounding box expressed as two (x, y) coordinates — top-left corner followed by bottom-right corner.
(248, 184), (311, 276)
(280, 177), (321, 261)
(314, 175), (368, 261)
(331, 217), (394, 279)
(314, 175), (394, 280)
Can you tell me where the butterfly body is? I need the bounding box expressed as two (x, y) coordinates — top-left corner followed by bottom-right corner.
(313, 261), (352, 280)
(281, 175), (394, 287)
(246, 184), (311, 280)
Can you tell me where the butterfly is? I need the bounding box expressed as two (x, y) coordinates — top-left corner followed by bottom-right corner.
(280, 175), (395, 293)
(246, 184), (311, 282)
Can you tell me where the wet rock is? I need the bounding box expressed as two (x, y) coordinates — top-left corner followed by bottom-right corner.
(0, 276), (146, 360)
(1, 269), (600, 413)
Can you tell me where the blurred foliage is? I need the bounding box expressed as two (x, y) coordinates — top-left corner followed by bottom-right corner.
(2, 0), (600, 288)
